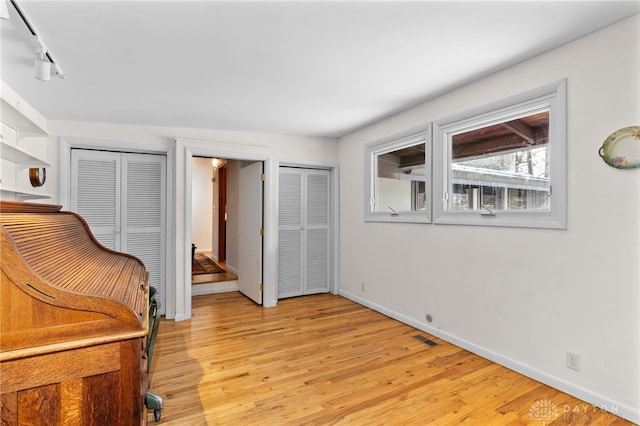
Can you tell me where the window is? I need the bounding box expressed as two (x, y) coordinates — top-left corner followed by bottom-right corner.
(432, 80), (566, 228)
(364, 124), (431, 223)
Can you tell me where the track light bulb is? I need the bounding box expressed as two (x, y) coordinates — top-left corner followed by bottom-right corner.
(34, 54), (51, 81)
(34, 45), (51, 81)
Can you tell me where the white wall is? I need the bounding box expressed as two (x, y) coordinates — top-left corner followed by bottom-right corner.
(191, 157), (214, 252)
(338, 15), (639, 422)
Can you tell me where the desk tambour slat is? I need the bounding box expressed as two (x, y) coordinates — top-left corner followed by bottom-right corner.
(0, 201), (149, 425)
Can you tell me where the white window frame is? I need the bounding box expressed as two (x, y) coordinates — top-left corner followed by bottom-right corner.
(432, 80), (567, 229)
(364, 124), (432, 223)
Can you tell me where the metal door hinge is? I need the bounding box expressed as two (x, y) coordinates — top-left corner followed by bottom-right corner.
(259, 283), (264, 291)
(260, 173), (265, 181)
(259, 228), (265, 236)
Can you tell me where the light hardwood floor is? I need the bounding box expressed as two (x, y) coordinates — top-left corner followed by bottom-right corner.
(147, 292), (631, 425)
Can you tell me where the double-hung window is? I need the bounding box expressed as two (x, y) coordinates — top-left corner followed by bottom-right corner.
(432, 80), (567, 229)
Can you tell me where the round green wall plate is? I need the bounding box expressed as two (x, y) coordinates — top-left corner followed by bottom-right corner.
(599, 126), (640, 169)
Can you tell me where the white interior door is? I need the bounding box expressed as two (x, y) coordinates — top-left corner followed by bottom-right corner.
(238, 161), (264, 304)
(71, 149), (167, 314)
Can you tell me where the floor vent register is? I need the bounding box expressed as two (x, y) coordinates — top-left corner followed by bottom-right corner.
(412, 335), (440, 347)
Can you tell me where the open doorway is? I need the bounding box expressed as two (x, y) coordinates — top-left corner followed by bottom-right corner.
(176, 139), (276, 321)
(189, 157), (264, 305)
(191, 157), (238, 293)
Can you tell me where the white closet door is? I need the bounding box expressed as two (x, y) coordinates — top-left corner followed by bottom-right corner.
(278, 169), (303, 298)
(278, 167), (330, 299)
(305, 170), (330, 294)
(71, 150), (122, 250)
(71, 149), (166, 314)
(122, 153), (166, 313)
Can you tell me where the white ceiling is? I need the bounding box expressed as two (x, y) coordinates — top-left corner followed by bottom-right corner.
(1, 1), (638, 138)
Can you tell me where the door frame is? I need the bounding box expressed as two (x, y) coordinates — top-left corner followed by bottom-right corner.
(279, 160), (340, 299)
(177, 138), (277, 320)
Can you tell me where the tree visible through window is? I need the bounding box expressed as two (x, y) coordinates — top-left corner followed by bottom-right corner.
(450, 110), (550, 212)
(433, 80), (566, 229)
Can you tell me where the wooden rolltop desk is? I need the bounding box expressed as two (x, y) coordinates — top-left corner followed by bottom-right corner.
(0, 201), (149, 425)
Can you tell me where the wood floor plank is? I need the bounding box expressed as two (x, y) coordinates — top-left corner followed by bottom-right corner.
(146, 292), (632, 425)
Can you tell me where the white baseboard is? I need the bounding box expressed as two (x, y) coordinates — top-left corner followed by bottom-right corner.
(192, 280), (238, 296)
(339, 290), (639, 425)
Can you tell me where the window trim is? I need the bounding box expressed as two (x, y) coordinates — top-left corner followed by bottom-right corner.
(432, 80), (567, 229)
(364, 124), (432, 223)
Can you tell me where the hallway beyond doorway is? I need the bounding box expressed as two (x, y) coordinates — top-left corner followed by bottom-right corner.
(192, 252), (238, 286)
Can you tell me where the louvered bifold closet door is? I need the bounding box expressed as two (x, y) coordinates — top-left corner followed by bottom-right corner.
(122, 153), (166, 311)
(278, 169), (303, 298)
(278, 167), (331, 299)
(71, 149), (167, 314)
(305, 170), (330, 294)
(71, 150), (122, 250)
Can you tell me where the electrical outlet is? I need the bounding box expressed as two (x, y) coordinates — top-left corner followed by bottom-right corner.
(567, 351), (580, 371)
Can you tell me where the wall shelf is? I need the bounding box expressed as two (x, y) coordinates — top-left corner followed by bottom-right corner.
(0, 82), (52, 202)
(0, 82), (48, 137)
(1, 186), (51, 200)
(0, 141), (51, 167)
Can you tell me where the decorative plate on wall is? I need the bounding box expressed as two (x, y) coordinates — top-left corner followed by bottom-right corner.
(599, 126), (640, 169)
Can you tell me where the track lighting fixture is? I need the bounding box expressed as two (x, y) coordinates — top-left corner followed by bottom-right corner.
(9, 0), (66, 80)
(1, 0), (10, 20)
